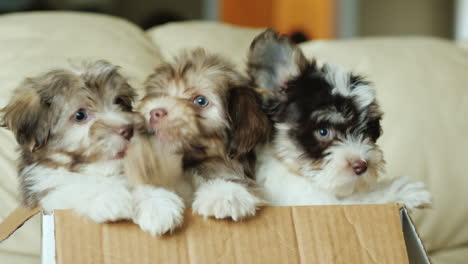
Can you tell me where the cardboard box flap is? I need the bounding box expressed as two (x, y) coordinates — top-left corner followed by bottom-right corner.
(51, 204), (411, 264)
(0, 206), (41, 243)
(400, 208), (431, 264)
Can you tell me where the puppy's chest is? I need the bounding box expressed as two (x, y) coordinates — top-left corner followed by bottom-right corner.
(24, 161), (126, 188)
(255, 146), (337, 206)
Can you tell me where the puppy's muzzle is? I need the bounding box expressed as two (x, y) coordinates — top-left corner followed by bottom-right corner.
(348, 158), (367, 175)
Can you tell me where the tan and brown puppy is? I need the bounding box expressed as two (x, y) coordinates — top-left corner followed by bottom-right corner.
(1, 61), (136, 221)
(133, 49), (271, 220)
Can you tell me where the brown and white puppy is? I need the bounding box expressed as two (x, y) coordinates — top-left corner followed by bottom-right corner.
(135, 49), (271, 220)
(0, 61), (136, 222)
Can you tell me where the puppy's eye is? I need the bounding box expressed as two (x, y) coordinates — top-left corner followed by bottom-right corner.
(315, 128), (335, 142)
(193, 95), (209, 107)
(73, 109), (88, 123)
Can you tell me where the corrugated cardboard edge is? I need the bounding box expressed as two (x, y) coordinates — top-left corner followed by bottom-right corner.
(400, 207), (431, 264)
(42, 211), (56, 264)
(0, 206), (41, 243)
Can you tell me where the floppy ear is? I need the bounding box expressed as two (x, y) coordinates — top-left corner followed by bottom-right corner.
(247, 29), (307, 94)
(1, 80), (51, 151)
(226, 86), (272, 159)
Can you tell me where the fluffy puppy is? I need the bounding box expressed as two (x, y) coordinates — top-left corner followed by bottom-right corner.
(135, 49), (271, 220)
(248, 30), (432, 208)
(1, 61), (137, 222)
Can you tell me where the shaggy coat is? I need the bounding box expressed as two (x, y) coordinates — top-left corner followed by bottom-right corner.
(249, 30), (431, 208)
(130, 49), (271, 220)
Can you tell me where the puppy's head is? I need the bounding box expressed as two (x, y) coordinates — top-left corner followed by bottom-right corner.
(1, 60), (136, 167)
(139, 49), (270, 157)
(248, 30), (385, 197)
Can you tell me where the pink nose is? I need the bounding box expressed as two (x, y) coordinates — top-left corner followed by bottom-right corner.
(150, 108), (168, 122)
(350, 159), (367, 175)
(117, 125), (133, 140)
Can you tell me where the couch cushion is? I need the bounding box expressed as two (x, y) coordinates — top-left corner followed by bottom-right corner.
(0, 11), (163, 263)
(148, 22), (468, 264)
(146, 21), (263, 70)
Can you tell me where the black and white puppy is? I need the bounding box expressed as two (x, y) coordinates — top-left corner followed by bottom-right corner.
(248, 30), (432, 208)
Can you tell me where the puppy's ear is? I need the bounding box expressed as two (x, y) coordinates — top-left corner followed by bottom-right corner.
(247, 29), (307, 95)
(1, 80), (51, 151)
(227, 87), (272, 159)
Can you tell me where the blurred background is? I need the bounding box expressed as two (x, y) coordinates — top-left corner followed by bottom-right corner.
(0, 0), (466, 42)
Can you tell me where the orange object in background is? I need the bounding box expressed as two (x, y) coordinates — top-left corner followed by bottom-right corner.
(221, 0), (336, 39)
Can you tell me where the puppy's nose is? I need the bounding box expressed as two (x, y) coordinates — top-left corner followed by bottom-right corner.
(350, 159), (367, 175)
(117, 125), (134, 140)
(150, 108), (168, 122)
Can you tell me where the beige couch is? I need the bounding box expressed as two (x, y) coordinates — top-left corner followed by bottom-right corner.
(0, 12), (467, 264)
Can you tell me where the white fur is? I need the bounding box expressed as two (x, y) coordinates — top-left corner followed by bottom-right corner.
(256, 145), (431, 208)
(323, 63), (375, 110)
(48, 153), (73, 164)
(132, 185), (185, 236)
(324, 64), (352, 97)
(29, 161), (134, 222)
(312, 135), (383, 196)
(192, 178), (263, 221)
(342, 176), (432, 208)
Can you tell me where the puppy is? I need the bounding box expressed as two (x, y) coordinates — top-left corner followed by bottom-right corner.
(248, 30), (432, 208)
(1, 61), (137, 222)
(135, 49), (271, 220)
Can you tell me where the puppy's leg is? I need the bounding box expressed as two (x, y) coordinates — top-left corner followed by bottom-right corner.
(192, 176), (265, 221)
(40, 180), (134, 223)
(132, 185), (185, 236)
(344, 177), (432, 209)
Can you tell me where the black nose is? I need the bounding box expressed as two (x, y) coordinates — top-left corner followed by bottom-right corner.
(117, 125), (133, 140)
(350, 159), (367, 175)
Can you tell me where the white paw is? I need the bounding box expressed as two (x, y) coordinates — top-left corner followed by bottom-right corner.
(192, 179), (263, 221)
(132, 186), (185, 236)
(78, 187), (134, 223)
(392, 178), (432, 209)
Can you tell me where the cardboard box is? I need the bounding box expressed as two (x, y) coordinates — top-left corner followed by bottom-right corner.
(0, 204), (429, 264)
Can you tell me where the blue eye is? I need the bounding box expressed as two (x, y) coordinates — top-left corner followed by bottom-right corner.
(193, 95), (209, 107)
(73, 109), (88, 123)
(315, 128), (335, 142)
(319, 129), (329, 136)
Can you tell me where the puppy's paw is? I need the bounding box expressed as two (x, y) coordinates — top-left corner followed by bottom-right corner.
(78, 186), (134, 223)
(392, 178), (432, 209)
(132, 186), (185, 236)
(192, 179), (264, 221)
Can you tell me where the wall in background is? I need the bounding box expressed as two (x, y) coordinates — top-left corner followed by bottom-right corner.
(0, 0), (458, 39)
(359, 0), (454, 38)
